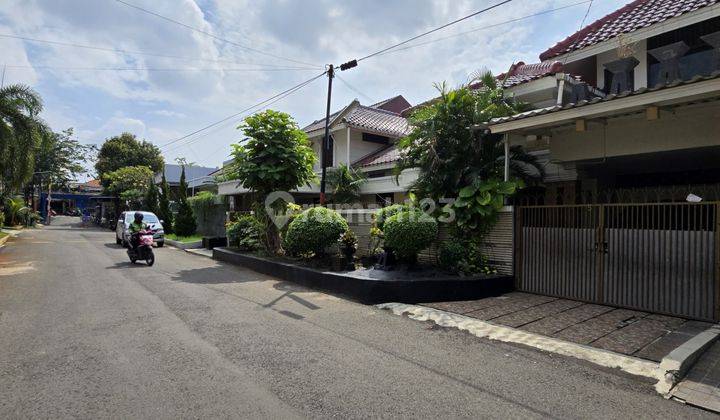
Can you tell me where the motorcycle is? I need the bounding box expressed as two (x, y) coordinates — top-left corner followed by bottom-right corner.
(127, 229), (156, 266)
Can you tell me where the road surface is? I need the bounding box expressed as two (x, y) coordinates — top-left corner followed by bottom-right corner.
(0, 217), (711, 418)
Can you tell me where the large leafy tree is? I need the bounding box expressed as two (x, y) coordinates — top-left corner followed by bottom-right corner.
(396, 72), (543, 202)
(103, 165), (153, 200)
(95, 132), (163, 186)
(173, 165), (197, 237)
(33, 128), (95, 191)
(230, 109), (316, 251)
(0, 84), (44, 196)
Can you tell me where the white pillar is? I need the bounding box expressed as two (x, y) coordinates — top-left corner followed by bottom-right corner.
(503, 133), (510, 182)
(346, 126), (351, 166)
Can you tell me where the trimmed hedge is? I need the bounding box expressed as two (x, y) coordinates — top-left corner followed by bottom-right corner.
(226, 215), (263, 251)
(383, 210), (438, 261)
(284, 207), (348, 256)
(373, 204), (407, 231)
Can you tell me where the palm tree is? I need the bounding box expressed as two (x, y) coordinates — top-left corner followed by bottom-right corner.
(396, 71), (543, 201)
(0, 84), (44, 196)
(327, 163), (367, 204)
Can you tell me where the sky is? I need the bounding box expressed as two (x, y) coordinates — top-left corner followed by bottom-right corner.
(0, 0), (629, 177)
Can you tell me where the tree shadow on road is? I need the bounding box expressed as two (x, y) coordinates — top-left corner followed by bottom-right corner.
(106, 261), (150, 269)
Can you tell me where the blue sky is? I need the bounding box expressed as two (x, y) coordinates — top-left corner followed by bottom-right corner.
(0, 0), (628, 176)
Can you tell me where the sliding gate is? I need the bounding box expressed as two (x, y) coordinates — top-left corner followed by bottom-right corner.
(515, 203), (719, 321)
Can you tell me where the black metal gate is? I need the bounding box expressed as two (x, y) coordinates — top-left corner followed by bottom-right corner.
(515, 203), (720, 321)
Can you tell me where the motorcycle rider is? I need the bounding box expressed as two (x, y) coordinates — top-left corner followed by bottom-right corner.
(128, 212), (148, 249)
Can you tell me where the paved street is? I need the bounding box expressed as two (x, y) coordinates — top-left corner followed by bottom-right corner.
(0, 217), (713, 419)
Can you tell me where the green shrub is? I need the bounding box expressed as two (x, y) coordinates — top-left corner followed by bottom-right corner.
(284, 207), (348, 256)
(226, 215), (263, 251)
(438, 240), (466, 271)
(373, 204), (407, 231)
(439, 238), (496, 275)
(383, 210), (438, 261)
(0, 212), (4, 228)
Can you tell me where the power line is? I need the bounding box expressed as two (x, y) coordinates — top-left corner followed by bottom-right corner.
(355, 0), (514, 63)
(335, 74), (375, 103)
(0, 33), (317, 68)
(163, 73), (324, 153)
(562, 0), (594, 65)
(159, 71), (326, 151)
(114, 0), (320, 69)
(374, 0), (591, 57)
(4, 64), (319, 73)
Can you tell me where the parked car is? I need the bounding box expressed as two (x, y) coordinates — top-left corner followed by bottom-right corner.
(115, 211), (165, 247)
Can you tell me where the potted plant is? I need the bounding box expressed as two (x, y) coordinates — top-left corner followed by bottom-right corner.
(338, 229), (358, 269)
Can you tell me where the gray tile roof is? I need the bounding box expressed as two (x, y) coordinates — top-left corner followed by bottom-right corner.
(303, 102), (411, 138)
(353, 145), (401, 168)
(489, 70), (720, 125)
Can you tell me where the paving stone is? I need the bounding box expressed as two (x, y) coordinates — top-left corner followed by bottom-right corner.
(464, 295), (557, 321)
(553, 309), (647, 345)
(520, 304), (614, 336)
(423, 298), (507, 314)
(591, 319), (670, 355)
(672, 343), (720, 413)
(491, 299), (584, 328)
(636, 320), (717, 362)
(645, 313), (687, 329)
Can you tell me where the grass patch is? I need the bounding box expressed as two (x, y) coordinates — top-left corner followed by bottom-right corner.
(165, 233), (202, 243)
(0, 232), (8, 239)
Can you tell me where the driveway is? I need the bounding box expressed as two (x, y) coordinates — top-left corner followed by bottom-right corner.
(0, 216), (712, 418)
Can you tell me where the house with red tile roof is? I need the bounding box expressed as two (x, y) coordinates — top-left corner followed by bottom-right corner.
(484, 0), (720, 321)
(218, 95), (418, 207)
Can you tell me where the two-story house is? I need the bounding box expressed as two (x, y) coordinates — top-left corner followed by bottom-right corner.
(488, 0), (720, 321)
(217, 95), (416, 208)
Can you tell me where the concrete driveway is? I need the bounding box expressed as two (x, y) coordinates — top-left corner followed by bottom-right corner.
(0, 217), (713, 418)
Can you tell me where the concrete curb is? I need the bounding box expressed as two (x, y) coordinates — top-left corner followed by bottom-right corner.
(0, 234), (10, 247)
(165, 239), (203, 250)
(657, 325), (720, 395)
(185, 248), (214, 259)
(377, 303), (663, 381)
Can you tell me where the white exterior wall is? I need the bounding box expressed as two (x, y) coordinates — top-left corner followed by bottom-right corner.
(309, 127), (388, 171)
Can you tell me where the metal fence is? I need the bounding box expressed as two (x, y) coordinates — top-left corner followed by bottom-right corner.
(515, 203), (719, 321)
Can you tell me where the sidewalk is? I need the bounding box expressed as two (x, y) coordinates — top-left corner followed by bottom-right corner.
(670, 339), (720, 412)
(423, 292), (712, 362)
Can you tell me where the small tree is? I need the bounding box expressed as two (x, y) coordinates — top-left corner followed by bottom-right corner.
(174, 165), (196, 237)
(230, 109), (316, 251)
(144, 179), (160, 215)
(157, 169), (174, 234)
(328, 163), (366, 204)
(103, 166), (153, 200)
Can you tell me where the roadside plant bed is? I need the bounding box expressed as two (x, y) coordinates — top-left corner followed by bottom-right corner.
(213, 247), (513, 304)
(165, 234), (203, 250)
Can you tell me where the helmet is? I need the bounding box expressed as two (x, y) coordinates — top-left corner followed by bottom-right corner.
(134, 212), (144, 222)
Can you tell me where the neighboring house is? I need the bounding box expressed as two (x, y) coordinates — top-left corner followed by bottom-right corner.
(76, 179), (103, 193)
(218, 95), (416, 208)
(486, 0), (720, 321)
(155, 164), (218, 198)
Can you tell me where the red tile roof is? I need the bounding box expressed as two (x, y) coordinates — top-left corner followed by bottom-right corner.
(498, 61), (565, 87)
(540, 0), (718, 61)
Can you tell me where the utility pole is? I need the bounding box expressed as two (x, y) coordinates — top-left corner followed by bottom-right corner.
(1, 64), (6, 89)
(319, 64), (334, 206)
(318, 60), (357, 206)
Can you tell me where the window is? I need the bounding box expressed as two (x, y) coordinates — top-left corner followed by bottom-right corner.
(362, 133), (390, 144)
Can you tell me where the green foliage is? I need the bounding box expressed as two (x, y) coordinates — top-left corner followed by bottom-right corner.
(34, 128), (94, 191)
(143, 180), (160, 215)
(174, 166), (197, 237)
(226, 215), (263, 251)
(373, 204), (408, 232)
(230, 109), (316, 252)
(0, 212), (4, 228)
(284, 207), (348, 257)
(187, 191), (217, 223)
(102, 166), (153, 198)
(119, 189), (144, 210)
(95, 133), (164, 188)
(328, 163), (366, 204)
(157, 169), (174, 234)
(451, 178), (522, 235)
(231, 110), (316, 197)
(338, 229), (358, 256)
(4, 197), (28, 226)
(383, 210), (438, 261)
(0, 84), (44, 194)
(439, 239), (496, 275)
(396, 73), (542, 202)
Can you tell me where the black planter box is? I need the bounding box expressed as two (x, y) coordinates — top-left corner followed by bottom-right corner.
(202, 237), (227, 250)
(213, 247), (513, 304)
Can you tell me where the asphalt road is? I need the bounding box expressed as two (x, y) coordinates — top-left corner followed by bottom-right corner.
(0, 217), (712, 419)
